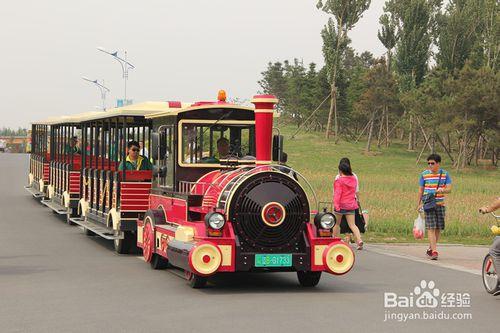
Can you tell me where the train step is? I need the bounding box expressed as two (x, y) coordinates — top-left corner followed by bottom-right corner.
(24, 185), (45, 198)
(69, 217), (124, 240)
(41, 199), (68, 214)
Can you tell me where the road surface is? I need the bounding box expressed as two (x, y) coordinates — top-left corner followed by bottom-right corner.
(0, 154), (498, 332)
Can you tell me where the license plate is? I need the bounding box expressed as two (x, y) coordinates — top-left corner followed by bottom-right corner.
(255, 254), (292, 267)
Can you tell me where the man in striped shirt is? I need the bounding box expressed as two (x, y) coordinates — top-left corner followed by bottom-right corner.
(417, 154), (452, 260)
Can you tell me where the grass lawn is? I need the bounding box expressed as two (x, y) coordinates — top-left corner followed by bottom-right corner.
(280, 125), (499, 245)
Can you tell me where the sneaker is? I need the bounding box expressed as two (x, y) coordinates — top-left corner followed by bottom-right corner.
(430, 251), (438, 260)
(357, 241), (364, 250)
(426, 248), (433, 257)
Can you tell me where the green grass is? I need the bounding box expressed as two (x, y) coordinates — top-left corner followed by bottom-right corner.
(280, 126), (499, 244)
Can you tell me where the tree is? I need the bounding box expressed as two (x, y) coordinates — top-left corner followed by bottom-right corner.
(436, 0), (483, 72)
(258, 61), (288, 113)
(378, 13), (397, 72)
(384, 0), (442, 150)
(317, 0), (371, 139)
(355, 58), (399, 151)
(378, 13), (398, 146)
(483, 0), (499, 71)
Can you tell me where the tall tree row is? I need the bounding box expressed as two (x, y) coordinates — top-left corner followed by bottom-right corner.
(316, 0), (371, 139)
(258, 0), (499, 168)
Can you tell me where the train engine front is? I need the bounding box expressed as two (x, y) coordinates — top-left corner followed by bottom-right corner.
(140, 94), (355, 288)
(194, 96), (354, 285)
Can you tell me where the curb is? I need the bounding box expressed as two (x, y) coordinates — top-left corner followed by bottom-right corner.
(365, 245), (482, 276)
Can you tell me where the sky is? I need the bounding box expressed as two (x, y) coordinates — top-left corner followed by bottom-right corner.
(0, 0), (385, 128)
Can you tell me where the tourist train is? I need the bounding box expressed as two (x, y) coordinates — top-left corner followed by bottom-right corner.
(25, 92), (355, 288)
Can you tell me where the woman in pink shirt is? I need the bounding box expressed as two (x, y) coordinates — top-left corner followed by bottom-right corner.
(333, 160), (363, 250)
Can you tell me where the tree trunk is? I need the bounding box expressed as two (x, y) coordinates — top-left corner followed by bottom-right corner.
(366, 112), (376, 152)
(408, 115), (415, 151)
(377, 108), (385, 148)
(325, 22), (345, 140)
(385, 111), (390, 147)
(325, 84), (336, 139)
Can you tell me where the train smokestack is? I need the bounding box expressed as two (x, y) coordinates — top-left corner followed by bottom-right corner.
(251, 95), (278, 165)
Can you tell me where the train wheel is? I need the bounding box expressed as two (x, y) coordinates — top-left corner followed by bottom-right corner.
(142, 220), (154, 263)
(84, 227), (96, 236)
(66, 208), (76, 226)
(297, 271), (322, 287)
(114, 231), (136, 254)
(151, 254), (169, 270)
(185, 271), (207, 289)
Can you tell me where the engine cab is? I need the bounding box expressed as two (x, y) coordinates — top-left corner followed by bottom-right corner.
(138, 92), (355, 288)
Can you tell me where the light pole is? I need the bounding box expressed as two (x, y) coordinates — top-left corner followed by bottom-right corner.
(82, 77), (110, 111)
(97, 47), (135, 104)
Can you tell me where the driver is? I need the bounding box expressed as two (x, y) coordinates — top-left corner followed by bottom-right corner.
(480, 197), (500, 296)
(216, 137), (230, 159)
(204, 137), (231, 163)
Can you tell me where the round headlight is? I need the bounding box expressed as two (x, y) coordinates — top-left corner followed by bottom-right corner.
(206, 212), (225, 230)
(314, 212), (336, 229)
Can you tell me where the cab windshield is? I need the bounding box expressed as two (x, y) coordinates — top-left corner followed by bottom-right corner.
(180, 121), (255, 166)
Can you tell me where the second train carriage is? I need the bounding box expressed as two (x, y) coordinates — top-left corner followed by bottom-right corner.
(68, 102), (191, 253)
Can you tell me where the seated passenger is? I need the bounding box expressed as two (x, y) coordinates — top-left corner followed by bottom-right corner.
(118, 140), (152, 171)
(65, 136), (81, 154)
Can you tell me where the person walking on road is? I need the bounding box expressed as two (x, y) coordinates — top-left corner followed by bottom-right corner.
(333, 159), (363, 250)
(417, 154), (452, 260)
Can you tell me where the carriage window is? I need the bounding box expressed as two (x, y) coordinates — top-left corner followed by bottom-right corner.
(180, 122), (255, 165)
(158, 125), (174, 187)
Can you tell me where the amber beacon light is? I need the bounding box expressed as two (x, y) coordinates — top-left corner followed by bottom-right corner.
(218, 90), (227, 102)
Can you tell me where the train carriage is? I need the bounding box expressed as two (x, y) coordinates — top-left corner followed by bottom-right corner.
(25, 117), (59, 198)
(68, 102), (190, 254)
(137, 93), (355, 288)
(41, 112), (103, 221)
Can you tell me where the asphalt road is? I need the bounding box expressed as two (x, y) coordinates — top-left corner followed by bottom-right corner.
(0, 154), (498, 333)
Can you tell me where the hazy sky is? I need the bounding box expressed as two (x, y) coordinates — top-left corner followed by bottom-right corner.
(0, 0), (385, 128)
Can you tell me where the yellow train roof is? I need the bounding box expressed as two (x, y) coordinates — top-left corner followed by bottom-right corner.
(81, 101), (192, 122)
(146, 103), (255, 119)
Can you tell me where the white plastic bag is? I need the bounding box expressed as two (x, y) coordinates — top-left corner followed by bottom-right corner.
(413, 214), (425, 240)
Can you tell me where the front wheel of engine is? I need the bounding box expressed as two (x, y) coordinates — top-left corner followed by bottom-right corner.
(297, 271), (322, 287)
(151, 254), (169, 270)
(185, 271), (208, 289)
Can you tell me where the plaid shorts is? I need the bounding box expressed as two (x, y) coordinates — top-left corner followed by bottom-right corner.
(425, 205), (446, 230)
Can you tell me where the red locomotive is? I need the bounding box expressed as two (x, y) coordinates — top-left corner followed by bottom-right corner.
(137, 93), (355, 288)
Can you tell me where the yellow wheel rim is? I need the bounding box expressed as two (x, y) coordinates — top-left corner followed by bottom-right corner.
(323, 243), (355, 275)
(190, 243), (222, 276)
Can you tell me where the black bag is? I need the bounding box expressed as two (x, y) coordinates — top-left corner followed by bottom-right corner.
(340, 207), (366, 234)
(422, 171), (443, 212)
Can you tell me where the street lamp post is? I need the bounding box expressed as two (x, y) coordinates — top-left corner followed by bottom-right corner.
(97, 47), (135, 104)
(82, 77), (110, 111)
